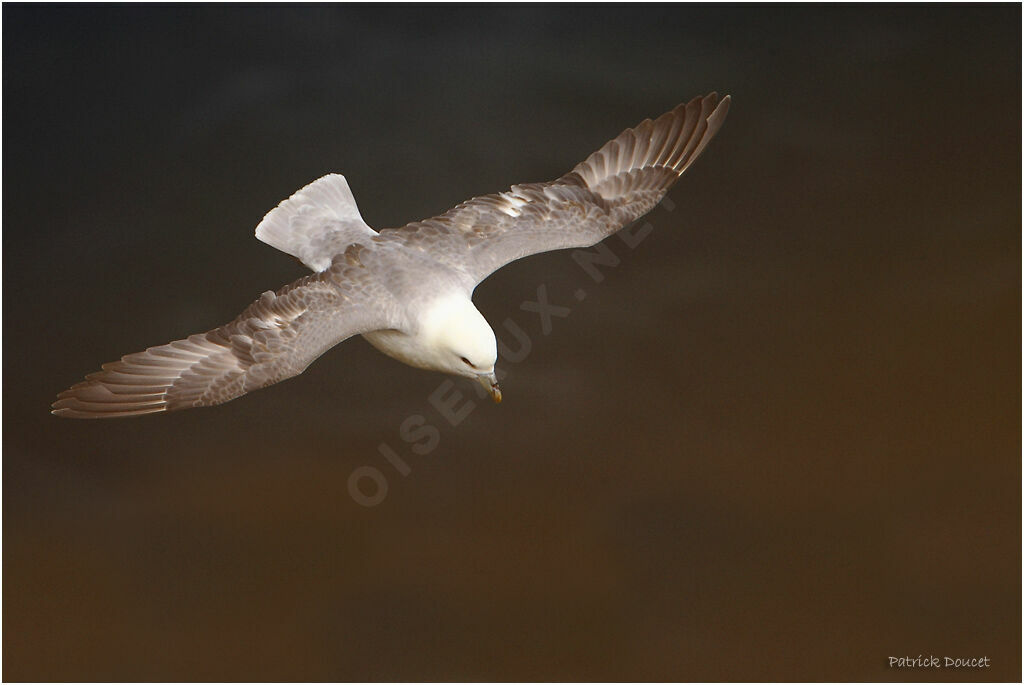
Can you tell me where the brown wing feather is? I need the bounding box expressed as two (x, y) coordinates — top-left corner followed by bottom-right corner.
(52, 257), (397, 418)
(383, 93), (730, 283)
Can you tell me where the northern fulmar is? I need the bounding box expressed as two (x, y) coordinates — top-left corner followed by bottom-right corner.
(53, 93), (731, 418)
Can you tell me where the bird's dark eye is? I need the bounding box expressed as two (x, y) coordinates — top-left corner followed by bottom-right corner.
(460, 356), (472, 367)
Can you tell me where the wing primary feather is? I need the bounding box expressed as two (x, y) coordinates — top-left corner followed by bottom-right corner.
(383, 93), (730, 284)
(53, 263), (396, 418)
(569, 92), (728, 200)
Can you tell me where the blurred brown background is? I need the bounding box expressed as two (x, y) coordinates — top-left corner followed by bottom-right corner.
(3, 4), (1020, 681)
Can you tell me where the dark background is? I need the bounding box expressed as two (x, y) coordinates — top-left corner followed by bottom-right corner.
(3, 4), (1020, 681)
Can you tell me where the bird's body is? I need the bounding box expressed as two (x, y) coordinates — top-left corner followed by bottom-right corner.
(53, 93), (730, 418)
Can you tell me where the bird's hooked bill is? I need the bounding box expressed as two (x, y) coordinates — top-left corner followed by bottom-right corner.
(477, 372), (502, 404)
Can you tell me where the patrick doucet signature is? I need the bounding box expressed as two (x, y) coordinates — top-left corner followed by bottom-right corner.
(889, 655), (991, 669)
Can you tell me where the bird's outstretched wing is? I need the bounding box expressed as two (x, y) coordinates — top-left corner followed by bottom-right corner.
(383, 93), (730, 284)
(52, 251), (400, 418)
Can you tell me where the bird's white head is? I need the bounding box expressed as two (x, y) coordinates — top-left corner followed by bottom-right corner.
(421, 293), (501, 402)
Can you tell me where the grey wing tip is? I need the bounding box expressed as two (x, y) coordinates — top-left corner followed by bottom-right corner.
(51, 401), (168, 419)
(712, 92), (731, 114)
(576, 91), (733, 195)
(694, 92), (730, 118)
(699, 91), (729, 103)
(706, 93), (731, 133)
(51, 383), (170, 419)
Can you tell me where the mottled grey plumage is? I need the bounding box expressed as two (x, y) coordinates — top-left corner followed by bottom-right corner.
(53, 93), (730, 418)
(389, 92), (730, 282)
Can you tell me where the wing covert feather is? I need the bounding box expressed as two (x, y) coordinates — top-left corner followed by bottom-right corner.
(384, 93), (730, 283)
(52, 255), (399, 418)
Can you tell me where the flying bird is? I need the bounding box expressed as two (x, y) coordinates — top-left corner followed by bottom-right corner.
(52, 93), (731, 418)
